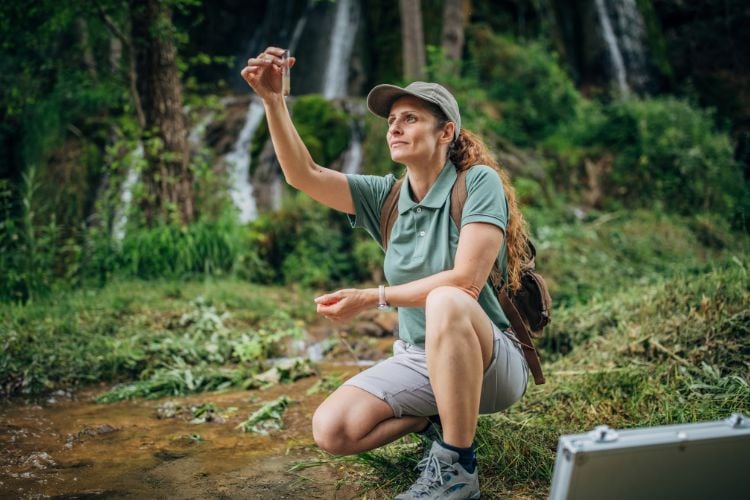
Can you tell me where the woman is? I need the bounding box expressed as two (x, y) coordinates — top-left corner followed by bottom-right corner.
(242, 47), (529, 500)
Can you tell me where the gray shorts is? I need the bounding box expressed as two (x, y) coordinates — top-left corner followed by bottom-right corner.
(343, 323), (529, 418)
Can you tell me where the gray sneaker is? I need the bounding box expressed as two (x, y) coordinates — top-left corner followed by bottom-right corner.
(395, 441), (480, 499)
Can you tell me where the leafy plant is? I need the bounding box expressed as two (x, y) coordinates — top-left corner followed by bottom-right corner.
(236, 395), (293, 434)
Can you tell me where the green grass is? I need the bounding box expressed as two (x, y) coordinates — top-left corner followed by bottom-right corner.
(2, 210), (748, 497)
(346, 257), (750, 498)
(0, 279), (318, 396)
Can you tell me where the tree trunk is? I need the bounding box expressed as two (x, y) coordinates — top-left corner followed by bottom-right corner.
(441, 0), (466, 63)
(129, 0), (193, 225)
(399, 0), (426, 81)
(76, 18), (98, 82)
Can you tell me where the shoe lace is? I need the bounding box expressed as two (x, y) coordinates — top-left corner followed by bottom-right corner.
(409, 454), (455, 495)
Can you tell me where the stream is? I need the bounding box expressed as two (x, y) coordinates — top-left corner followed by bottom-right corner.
(0, 326), (395, 498)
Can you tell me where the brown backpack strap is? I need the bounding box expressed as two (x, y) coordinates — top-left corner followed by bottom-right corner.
(498, 284), (546, 384)
(449, 169), (468, 231)
(379, 177), (404, 250)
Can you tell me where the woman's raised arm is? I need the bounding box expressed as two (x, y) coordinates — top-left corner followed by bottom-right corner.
(241, 47), (354, 214)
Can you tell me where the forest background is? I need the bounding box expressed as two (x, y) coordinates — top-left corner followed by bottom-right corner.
(1, 0), (748, 497)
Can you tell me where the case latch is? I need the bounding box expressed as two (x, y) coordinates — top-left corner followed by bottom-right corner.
(726, 413), (749, 429)
(589, 425), (619, 443)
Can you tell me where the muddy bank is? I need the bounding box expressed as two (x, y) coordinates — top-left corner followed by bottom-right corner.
(1, 321), (396, 498)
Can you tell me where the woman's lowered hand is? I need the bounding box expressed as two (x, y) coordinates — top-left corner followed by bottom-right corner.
(240, 46), (295, 101)
(314, 288), (376, 322)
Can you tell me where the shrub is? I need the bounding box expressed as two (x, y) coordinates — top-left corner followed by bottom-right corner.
(467, 26), (584, 147)
(584, 97), (747, 222)
(248, 192), (357, 287)
(291, 95), (350, 166)
(114, 210), (250, 279)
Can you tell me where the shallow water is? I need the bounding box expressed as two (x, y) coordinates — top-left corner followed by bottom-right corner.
(0, 325), (396, 499)
(0, 372), (367, 498)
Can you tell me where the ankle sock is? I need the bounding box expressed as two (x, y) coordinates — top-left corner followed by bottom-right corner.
(438, 440), (476, 473)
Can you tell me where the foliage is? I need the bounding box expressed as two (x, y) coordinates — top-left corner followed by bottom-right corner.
(115, 211), (247, 279)
(248, 192), (361, 287)
(0, 281), (315, 397)
(0, 169), (64, 302)
(579, 97), (747, 224)
(94, 362), (252, 403)
(291, 95), (350, 166)
(467, 25), (585, 147)
(533, 210), (744, 306)
(236, 395), (292, 434)
(306, 372), (344, 396)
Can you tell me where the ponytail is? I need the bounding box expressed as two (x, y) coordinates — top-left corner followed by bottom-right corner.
(449, 129), (531, 292)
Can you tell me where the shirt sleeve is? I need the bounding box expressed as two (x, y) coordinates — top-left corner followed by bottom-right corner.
(461, 165), (508, 232)
(346, 173), (397, 243)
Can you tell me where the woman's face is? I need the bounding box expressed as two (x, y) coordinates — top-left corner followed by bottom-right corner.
(386, 96), (452, 166)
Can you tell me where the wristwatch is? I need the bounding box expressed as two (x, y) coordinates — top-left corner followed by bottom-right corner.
(378, 285), (389, 310)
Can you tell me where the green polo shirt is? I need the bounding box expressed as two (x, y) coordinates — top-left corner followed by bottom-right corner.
(346, 160), (510, 346)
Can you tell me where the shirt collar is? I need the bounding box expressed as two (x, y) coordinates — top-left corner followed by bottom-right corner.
(398, 160), (457, 214)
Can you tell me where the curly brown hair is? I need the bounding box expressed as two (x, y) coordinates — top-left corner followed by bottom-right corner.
(425, 102), (531, 292)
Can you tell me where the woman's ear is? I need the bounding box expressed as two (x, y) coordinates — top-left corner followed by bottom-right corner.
(440, 122), (456, 144)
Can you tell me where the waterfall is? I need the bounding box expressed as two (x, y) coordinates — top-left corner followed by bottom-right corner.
(112, 144), (143, 241)
(611, 0), (649, 92)
(322, 0), (360, 99)
(594, 0), (629, 96)
(225, 99), (265, 223)
(342, 131), (363, 175)
(341, 100), (366, 175)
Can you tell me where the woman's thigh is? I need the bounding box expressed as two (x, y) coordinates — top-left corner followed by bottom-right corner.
(478, 325), (528, 414)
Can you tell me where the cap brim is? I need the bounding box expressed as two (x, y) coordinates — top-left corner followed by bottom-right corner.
(367, 84), (420, 119)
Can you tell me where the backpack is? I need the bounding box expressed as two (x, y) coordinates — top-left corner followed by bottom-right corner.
(378, 168), (551, 385)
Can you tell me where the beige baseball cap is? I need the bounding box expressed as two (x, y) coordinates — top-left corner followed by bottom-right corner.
(367, 82), (461, 141)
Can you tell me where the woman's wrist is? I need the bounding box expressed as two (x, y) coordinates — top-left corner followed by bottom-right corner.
(377, 285), (389, 310)
(262, 93), (286, 109)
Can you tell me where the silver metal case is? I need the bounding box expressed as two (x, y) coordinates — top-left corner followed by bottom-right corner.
(549, 413), (750, 500)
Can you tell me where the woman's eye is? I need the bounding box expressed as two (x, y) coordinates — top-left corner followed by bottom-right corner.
(406, 115), (416, 122)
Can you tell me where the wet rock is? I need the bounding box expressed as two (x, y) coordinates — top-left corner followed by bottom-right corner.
(22, 452), (56, 470)
(77, 424), (119, 439)
(155, 400), (183, 419)
(153, 449), (188, 461)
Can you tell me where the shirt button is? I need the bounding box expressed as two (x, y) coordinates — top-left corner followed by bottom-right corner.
(419, 231), (426, 237)
(416, 207), (422, 213)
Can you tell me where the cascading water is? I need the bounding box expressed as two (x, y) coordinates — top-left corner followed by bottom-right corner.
(224, 99), (265, 223)
(112, 144), (143, 241)
(323, 0), (360, 99)
(342, 101), (366, 175)
(610, 0), (649, 92)
(224, 0), (362, 221)
(594, 0), (629, 95)
(223, 4), (315, 222)
(593, 0), (650, 96)
(323, 0), (363, 173)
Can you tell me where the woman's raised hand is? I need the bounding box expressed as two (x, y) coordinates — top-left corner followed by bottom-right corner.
(240, 47), (296, 101)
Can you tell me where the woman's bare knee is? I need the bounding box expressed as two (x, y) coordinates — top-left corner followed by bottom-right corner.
(311, 386), (393, 456)
(312, 405), (349, 455)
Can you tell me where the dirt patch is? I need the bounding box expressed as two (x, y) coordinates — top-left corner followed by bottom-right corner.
(0, 365), (368, 498)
